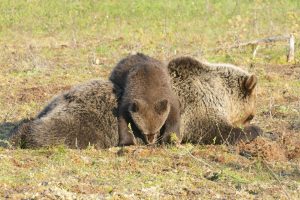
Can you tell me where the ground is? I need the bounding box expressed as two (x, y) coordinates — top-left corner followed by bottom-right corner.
(0, 1), (299, 199)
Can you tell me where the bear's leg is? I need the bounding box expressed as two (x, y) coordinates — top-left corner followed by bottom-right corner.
(231, 125), (262, 144)
(222, 124), (262, 145)
(118, 115), (136, 146)
(160, 107), (181, 144)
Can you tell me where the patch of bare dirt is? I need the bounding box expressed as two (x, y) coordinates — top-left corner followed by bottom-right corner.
(16, 85), (71, 103)
(0, 46), (53, 72)
(282, 132), (300, 160)
(237, 137), (287, 161)
(262, 63), (300, 79)
(237, 132), (300, 162)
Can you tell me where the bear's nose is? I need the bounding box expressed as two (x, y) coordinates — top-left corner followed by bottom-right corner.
(146, 134), (156, 143)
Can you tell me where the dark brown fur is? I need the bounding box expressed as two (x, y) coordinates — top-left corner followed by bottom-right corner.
(110, 53), (181, 146)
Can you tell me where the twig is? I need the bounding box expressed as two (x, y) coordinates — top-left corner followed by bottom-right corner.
(160, 145), (214, 169)
(252, 44), (259, 59)
(215, 35), (290, 52)
(187, 149), (214, 169)
(213, 34), (295, 62)
(262, 160), (291, 200)
(287, 34), (295, 62)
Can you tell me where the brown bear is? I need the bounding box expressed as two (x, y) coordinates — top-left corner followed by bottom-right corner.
(9, 56), (261, 149)
(9, 80), (120, 149)
(110, 53), (181, 146)
(167, 56), (261, 144)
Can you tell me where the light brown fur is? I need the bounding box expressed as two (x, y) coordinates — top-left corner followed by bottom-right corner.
(168, 57), (261, 144)
(10, 80), (120, 149)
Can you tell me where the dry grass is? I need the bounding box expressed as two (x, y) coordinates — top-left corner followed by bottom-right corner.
(0, 145), (299, 199)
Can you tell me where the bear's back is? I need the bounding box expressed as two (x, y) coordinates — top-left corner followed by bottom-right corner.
(10, 79), (120, 149)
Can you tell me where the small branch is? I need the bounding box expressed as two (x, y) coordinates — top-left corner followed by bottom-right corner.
(262, 160), (291, 200)
(215, 35), (290, 52)
(252, 44), (259, 59)
(287, 34), (295, 62)
(213, 34), (295, 62)
(188, 149), (214, 169)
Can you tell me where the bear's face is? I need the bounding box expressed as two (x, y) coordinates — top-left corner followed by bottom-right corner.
(129, 98), (170, 144)
(230, 74), (257, 127)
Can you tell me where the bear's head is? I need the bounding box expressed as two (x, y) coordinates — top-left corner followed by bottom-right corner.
(129, 98), (170, 144)
(227, 73), (257, 127)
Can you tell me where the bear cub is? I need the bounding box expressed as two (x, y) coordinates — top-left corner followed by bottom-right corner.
(110, 53), (181, 146)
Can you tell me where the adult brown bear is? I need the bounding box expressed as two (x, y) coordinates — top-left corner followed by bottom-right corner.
(9, 80), (120, 149)
(9, 55), (261, 148)
(168, 56), (261, 144)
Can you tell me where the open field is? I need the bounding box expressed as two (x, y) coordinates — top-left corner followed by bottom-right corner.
(0, 0), (299, 199)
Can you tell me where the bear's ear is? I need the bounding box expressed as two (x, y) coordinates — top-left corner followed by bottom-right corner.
(130, 99), (143, 113)
(244, 75), (257, 94)
(155, 99), (169, 114)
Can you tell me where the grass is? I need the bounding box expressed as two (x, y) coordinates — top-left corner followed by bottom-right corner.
(0, 0), (300, 199)
(0, 145), (298, 199)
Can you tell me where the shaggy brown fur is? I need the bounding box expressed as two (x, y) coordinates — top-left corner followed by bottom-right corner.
(167, 56), (262, 144)
(10, 80), (120, 149)
(110, 53), (181, 146)
(10, 56), (261, 149)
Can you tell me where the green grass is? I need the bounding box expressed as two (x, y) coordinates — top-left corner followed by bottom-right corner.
(1, 0), (299, 59)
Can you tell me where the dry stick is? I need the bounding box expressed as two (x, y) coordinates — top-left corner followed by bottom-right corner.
(159, 143), (214, 169)
(215, 35), (290, 51)
(213, 34), (295, 62)
(179, 145), (215, 169)
(252, 44), (259, 59)
(262, 160), (291, 200)
(287, 34), (295, 62)
(187, 149), (214, 169)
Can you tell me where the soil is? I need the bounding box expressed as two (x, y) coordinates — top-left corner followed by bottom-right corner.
(240, 63), (300, 162)
(19, 85), (71, 103)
